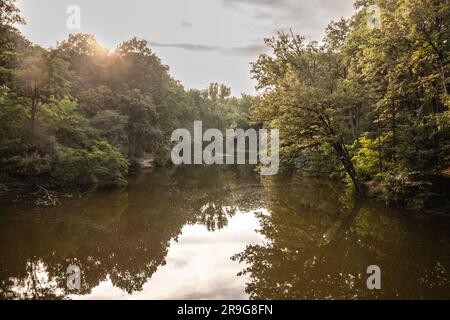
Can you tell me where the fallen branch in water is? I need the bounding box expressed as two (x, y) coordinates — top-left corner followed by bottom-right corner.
(35, 184), (61, 206)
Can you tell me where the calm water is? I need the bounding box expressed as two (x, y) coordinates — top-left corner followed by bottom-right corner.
(0, 166), (449, 299)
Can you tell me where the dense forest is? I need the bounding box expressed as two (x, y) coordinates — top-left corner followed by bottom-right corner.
(0, 0), (250, 190)
(250, 0), (449, 208)
(0, 0), (449, 210)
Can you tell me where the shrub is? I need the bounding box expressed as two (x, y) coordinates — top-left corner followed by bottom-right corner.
(51, 141), (129, 188)
(381, 168), (432, 208)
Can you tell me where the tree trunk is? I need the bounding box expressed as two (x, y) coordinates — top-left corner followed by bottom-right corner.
(332, 141), (363, 195)
(392, 103), (397, 163)
(377, 115), (383, 174)
(30, 83), (39, 139)
(317, 112), (363, 195)
(30, 96), (37, 138)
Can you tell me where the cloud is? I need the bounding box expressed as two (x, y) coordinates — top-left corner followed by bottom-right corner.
(223, 43), (269, 56)
(223, 0), (352, 14)
(151, 42), (220, 52)
(150, 41), (268, 57)
(221, 0), (355, 41)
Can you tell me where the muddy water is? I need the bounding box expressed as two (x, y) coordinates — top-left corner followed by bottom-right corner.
(0, 166), (449, 299)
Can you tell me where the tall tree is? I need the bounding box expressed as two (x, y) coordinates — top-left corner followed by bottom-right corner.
(15, 46), (49, 137)
(251, 33), (364, 193)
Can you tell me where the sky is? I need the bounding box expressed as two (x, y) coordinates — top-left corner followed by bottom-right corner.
(16, 0), (356, 95)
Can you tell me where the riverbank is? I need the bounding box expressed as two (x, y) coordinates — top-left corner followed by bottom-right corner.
(1, 165), (449, 216)
(362, 175), (450, 215)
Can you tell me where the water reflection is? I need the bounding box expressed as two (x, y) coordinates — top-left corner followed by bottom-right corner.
(71, 212), (265, 299)
(0, 166), (449, 299)
(0, 166), (263, 299)
(233, 175), (450, 299)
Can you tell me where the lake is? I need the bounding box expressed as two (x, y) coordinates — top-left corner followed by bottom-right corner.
(0, 165), (449, 299)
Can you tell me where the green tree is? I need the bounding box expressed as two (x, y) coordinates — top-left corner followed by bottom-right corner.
(251, 33), (364, 193)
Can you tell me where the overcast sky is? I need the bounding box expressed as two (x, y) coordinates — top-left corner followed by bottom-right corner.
(16, 0), (355, 95)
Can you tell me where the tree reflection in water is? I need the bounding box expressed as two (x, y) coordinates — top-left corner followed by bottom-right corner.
(0, 166), (449, 299)
(233, 174), (450, 299)
(0, 165), (261, 299)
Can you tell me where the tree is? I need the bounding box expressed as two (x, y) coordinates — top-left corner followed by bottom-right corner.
(345, 0), (449, 203)
(251, 33), (364, 194)
(15, 46), (49, 137)
(0, 0), (25, 26)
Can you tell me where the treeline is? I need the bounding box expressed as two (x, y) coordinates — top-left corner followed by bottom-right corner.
(1, 0), (449, 208)
(0, 1), (250, 189)
(250, 0), (449, 208)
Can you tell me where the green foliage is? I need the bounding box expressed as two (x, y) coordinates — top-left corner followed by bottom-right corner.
(249, 0), (449, 206)
(291, 143), (339, 177)
(250, 32), (366, 193)
(350, 132), (391, 180)
(0, 86), (28, 153)
(8, 152), (52, 180)
(51, 141), (128, 188)
(0, 7), (245, 190)
(0, 87), (129, 188)
(381, 168), (433, 208)
(38, 98), (93, 148)
(91, 109), (128, 150)
(1, 0), (448, 206)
